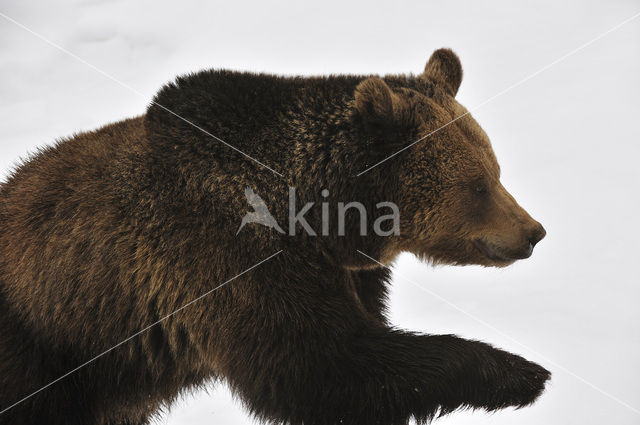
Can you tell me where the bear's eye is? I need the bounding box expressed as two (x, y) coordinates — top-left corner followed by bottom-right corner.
(474, 185), (488, 195)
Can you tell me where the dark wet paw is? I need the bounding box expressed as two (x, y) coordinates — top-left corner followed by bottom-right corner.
(485, 351), (551, 409)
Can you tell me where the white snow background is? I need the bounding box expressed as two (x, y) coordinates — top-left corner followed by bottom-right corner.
(1, 1), (639, 424)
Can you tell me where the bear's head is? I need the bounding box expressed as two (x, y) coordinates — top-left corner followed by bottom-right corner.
(356, 49), (545, 267)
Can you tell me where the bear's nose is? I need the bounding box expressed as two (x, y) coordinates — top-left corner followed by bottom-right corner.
(527, 223), (546, 248)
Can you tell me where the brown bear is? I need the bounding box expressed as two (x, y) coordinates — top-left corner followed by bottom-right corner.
(0, 48), (549, 425)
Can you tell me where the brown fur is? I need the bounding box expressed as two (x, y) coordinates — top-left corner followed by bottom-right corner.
(0, 49), (548, 425)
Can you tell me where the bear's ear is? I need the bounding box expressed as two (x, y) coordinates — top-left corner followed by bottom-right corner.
(355, 77), (413, 131)
(423, 48), (463, 97)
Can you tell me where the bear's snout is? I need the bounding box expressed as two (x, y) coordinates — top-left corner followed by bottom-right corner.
(527, 222), (546, 251)
(475, 183), (547, 263)
(472, 221), (545, 263)
(503, 221), (546, 260)
(513, 220), (546, 259)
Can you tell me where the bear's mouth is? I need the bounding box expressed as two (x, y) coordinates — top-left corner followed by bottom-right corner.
(471, 239), (513, 263)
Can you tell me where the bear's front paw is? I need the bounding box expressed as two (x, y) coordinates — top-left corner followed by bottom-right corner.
(468, 349), (551, 411)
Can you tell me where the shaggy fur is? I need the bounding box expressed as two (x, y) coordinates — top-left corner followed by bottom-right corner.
(0, 49), (549, 425)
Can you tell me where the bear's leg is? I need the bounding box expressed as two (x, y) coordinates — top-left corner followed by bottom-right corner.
(0, 388), (98, 425)
(0, 302), (96, 424)
(0, 307), (152, 425)
(214, 262), (550, 425)
(0, 366), (153, 425)
(226, 330), (549, 424)
(348, 268), (391, 324)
